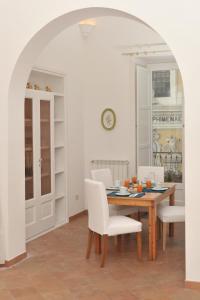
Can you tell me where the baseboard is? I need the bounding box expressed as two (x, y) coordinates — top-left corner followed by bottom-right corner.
(185, 281), (200, 289)
(69, 210), (87, 222)
(0, 252), (27, 268)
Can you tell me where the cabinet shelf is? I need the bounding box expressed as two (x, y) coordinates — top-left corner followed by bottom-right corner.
(25, 119), (32, 127)
(41, 118), (50, 123)
(26, 88), (64, 95)
(41, 173), (50, 178)
(54, 119), (64, 123)
(55, 144), (64, 149)
(55, 169), (64, 175)
(53, 92), (64, 97)
(55, 193), (65, 200)
(25, 176), (33, 181)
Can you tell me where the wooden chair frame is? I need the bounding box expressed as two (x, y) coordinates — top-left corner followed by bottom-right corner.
(86, 229), (142, 267)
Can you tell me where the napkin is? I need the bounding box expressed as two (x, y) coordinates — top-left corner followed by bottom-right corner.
(129, 192), (145, 198)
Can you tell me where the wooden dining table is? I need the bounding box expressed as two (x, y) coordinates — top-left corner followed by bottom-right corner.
(107, 183), (176, 261)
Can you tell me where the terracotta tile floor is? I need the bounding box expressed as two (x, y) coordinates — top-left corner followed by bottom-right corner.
(0, 215), (199, 299)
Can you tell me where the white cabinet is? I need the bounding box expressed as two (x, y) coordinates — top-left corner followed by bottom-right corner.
(25, 90), (55, 239)
(54, 95), (66, 226)
(25, 69), (67, 240)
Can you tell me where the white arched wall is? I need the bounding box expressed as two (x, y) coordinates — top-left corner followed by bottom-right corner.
(0, 0), (199, 282)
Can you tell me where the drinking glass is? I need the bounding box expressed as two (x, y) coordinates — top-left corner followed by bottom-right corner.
(123, 179), (130, 188)
(132, 176), (137, 184)
(137, 184), (143, 193)
(146, 180), (152, 188)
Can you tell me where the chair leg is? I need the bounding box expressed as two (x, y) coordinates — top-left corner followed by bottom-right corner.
(86, 229), (93, 259)
(162, 222), (167, 251)
(117, 235), (122, 251)
(100, 235), (108, 268)
(98, 234), (102, 254)
(136, 232), (142, 260)
(94, 233), (101, 254)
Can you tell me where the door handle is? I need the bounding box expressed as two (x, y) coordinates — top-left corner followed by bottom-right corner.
(38, 158), (43, 167)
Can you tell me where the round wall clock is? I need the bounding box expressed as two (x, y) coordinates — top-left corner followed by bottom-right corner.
(101, 108), (116, 131)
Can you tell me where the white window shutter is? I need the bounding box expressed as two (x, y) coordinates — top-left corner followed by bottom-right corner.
(136, 65), (151, 167)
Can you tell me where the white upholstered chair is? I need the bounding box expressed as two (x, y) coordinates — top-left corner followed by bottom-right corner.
(158, 206), (185, 251)
(85, 179), (142, 267)
(91, 168), (138, 217)
(91, 168), (113, 187)
(137, 166), (185, 251)
(137, 166), (164, 184)
(137, 166), (169, 212)
(137, 166), (165, 216)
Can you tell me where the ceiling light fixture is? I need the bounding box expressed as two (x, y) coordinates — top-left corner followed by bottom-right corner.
(79, 18), (96, 38)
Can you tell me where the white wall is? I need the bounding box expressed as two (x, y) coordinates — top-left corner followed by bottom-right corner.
(35, 16), (163, 215)
(82, 17), (163, 179)
(35, 25), (86, 217)
(0, 0), (200, 282)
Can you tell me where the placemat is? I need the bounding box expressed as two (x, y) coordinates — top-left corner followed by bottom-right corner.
(143, 188), (168, 193)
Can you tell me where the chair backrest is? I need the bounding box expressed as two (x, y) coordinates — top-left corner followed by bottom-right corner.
(85, 179), (109, 235)
(91, 168), (113, 188)
(137, 166), (164, 183)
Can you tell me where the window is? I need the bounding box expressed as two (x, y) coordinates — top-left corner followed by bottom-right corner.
(152, 70), (170, 98)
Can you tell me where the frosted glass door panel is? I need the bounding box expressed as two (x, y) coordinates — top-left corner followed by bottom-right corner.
(40, 100), (51, 195)
(25, 98), (34, 200)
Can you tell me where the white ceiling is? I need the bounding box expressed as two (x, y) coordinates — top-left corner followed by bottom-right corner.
(36, 16), (176, 69)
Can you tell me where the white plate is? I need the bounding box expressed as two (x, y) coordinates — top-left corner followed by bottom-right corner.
(115, 192), (131, 196)
(151, 187), (168, 191)
(106, 191), (113, 195)
(106, 187), (119, 191)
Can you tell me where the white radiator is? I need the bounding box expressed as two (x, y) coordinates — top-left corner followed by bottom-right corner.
(90, 160), (129, 183)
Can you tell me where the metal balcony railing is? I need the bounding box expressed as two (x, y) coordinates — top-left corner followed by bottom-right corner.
(153, 151), (182, 183)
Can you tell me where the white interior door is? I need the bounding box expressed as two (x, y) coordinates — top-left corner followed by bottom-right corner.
(136, 65), (151, 167)
(25, 90), (55, 240)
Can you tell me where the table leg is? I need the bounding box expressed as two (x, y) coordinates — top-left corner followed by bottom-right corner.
(148, 206), (153, 260)
(148, 205), (157, 260)
(152, 205), (157, 260)
(169, 192), (175, 237)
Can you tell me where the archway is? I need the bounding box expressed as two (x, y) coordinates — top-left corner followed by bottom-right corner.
(3, 3), (192, 281)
